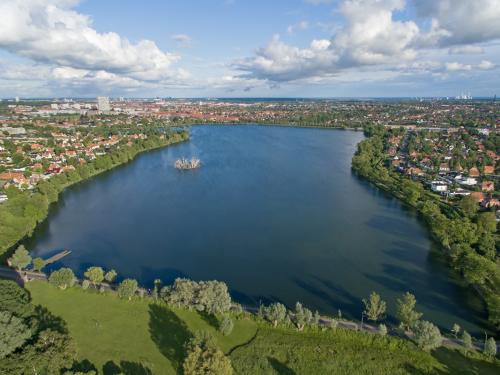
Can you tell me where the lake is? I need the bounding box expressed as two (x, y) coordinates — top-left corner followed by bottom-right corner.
(27, 125), (489, 334)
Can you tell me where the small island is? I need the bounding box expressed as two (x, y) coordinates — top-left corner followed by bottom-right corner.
(175, 157), (201, 170)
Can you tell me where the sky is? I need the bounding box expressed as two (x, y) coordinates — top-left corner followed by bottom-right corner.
(0, 0), (499, 98)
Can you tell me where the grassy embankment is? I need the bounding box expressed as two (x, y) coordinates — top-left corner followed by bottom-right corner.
(27, 281), (500, 375)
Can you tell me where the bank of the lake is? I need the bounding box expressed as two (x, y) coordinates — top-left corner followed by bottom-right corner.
(25, 125), (489, 335)
(0, 129), (189, 259)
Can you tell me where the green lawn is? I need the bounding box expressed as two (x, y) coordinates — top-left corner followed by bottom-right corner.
(26, 281), (257, 374)
(26, 281), (499, 375)
(230, 325), (500, 375)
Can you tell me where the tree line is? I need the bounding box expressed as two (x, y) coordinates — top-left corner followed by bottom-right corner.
(352, 124), (500, 331)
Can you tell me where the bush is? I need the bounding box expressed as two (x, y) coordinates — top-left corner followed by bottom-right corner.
(117, 279), (138, 300)
(49, 268), (76, 290)
(81, 280), (91, 290)
(483, 337), (497, 359)
(379, 324), (388, 336)
(413, 320), (442, 351)
(219, 316), (234, 336)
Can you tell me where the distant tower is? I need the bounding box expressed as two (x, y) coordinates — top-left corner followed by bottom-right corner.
(97, 96), (111, 112)
(15, 96), (19, 102)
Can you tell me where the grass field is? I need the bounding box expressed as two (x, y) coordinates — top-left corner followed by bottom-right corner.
(230, 326), (500, 375)
(27, 281), (499, 375)
(26, 281), (257, 374)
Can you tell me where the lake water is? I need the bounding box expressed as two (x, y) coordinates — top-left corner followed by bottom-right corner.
(27, 125), (489, 334)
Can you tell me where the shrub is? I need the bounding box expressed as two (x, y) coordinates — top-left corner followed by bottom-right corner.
(81, 280), (90, 290)
(413, 320), (442, 351)
(49, 268), (76, 290)
(219, 316), (234, 336)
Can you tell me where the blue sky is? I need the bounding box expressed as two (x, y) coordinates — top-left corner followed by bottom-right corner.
(0, 0), (499, 98)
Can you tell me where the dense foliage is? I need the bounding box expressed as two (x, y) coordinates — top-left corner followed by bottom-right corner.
(352, 125), (500, 330)
(0, 280), (76, 374)
(161, 278), (232, 314)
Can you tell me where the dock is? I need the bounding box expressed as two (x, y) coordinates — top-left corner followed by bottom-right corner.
(44, 249), (71, 265)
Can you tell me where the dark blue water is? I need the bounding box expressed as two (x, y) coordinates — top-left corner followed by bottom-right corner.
(27, 125), (488, 334)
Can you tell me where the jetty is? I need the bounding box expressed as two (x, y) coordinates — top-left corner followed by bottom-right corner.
(44, 249), (71, 265)
(175, 157), (201, 170)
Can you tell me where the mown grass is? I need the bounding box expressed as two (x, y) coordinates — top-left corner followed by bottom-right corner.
(229, 325), (500, 375)
(26, 281), (257, 374)
(26, 281), (499, 375)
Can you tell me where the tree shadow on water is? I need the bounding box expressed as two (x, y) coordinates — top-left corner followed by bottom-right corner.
(267, 357), (296, 375)
(103, 360), (153, 375)
(148, 304), (192, 374)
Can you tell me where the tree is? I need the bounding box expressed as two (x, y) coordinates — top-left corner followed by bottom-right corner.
(262, 303), (287, 327)
(219, 316), (234, 336)
(460, 195), (478, 218)
(32, 257), (46, 272)
(477, 212), (497, 234)
(461, 330), (473, 352)
(451, 323), (461, 338)
(0, 280), (33, 318)
(396, 292), (422, 331)
(293, 302), (316, 331)
(363, 292), (386, 322)
(484, 337), (497, 359)
(104, 269), (117, 283)
(117, 279), (138, 300)
(379, 324), (387, 336)
(49, 268), (76, 290)
(84, 266), (104, 286)
(413, 320), (442, 351)
(26, 329), (77, 375)
(183, 345), (233, 375)
(162, 278), (232, 314)
(8, 245), (32, 270)
(0, 311), (32, 359)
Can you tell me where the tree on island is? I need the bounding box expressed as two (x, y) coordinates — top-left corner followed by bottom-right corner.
(363, 292), (386, 323)
(104, 269), (117, 284)
(84, 267), (104, 286)
(396, 292), (422, 331)
(49, 268), (76, 290)
(8, 245), (32, 270)
(32, 257), (46, 272)
(117, 279), (138, 300)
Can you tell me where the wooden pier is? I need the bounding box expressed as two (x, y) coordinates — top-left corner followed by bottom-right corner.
(44, 250), (71, 265)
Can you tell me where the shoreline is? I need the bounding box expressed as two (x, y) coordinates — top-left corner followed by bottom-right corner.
(0, 130), (189, 261)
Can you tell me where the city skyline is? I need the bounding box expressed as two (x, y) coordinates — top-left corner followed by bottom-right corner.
(0, 0), (499, 98)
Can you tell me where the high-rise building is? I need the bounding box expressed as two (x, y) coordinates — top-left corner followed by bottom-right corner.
(97, 96), (111, 112)
(15, 96), (19, 102)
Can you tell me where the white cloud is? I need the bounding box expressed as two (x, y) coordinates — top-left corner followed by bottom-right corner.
(448, 45), (485, 55)
(236, 0), (420, 81)
(477, 60), (495, 70)
(445, 62), (472, 72)
(413, 0), (500, 46)
(172, 34), (192, 47)
(0, 0), (183, 84)
(235, 0), (500, 84)
(287, 21), (309, 34)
